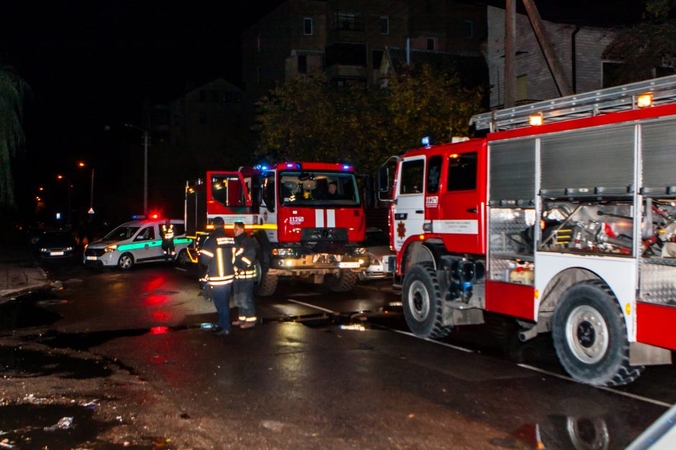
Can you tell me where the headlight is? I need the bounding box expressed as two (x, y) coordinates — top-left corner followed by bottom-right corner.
(354, 247), (367, 255)
(104, 244), (118, 253)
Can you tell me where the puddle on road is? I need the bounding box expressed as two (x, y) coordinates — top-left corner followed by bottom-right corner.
(0, 291), (62, 331)
(271, 303), (405, 331)
(0, 403), (166, 449)
(0, 345), (113, 379)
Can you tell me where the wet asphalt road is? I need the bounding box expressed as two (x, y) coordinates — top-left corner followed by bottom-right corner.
(1, 260), (675, 449)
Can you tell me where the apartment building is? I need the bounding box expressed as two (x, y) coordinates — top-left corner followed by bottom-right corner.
(241, 0), (488, 108)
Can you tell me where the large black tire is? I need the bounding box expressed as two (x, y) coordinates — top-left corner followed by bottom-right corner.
(401, 264), (450, 339)
(253, 230), (271, 273)
(552, 280), (644, 386)
(118, 253), (134, 270)
(255, 271), (278, 297)
(326, 270), (359, 292)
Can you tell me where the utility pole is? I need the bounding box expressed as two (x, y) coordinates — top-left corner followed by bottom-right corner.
(124, 124), (149, 217)
(504, 0), (516, 108)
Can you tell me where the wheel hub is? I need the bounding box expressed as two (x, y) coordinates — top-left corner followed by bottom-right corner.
(576, 321), (596, 348)
(565, 305), (609, 364)
(408, 280), (429, 321)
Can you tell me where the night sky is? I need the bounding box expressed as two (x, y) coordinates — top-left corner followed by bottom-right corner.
(1, 0), (644, 222)
(1, 0), (283, 220)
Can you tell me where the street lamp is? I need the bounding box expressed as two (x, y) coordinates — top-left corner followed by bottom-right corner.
(56, 174), (72, 223)
(78, 162), (95, 215)
(124, 123), (149, 217)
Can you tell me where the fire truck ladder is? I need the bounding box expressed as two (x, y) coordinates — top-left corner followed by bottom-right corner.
(470, 74), (676, 132)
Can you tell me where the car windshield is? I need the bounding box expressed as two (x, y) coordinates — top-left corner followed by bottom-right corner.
(103, 226), (140, 241)
(279, 171), (360, 207)
(38, 232), (76, 247)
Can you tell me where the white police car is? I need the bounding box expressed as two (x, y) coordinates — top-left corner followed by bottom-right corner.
(84, 219), (192, 269)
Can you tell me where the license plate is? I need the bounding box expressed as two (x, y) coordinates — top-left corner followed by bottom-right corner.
(86, 256), (97, 261)
(338, 262), (360, 268)
(50, 251), (64, 256)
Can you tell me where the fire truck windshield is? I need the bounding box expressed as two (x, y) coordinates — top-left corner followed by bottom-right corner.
(279, 171), (360, 207)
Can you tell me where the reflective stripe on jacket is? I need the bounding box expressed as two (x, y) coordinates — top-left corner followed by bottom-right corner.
(199, 229), (235, 286)
(234, 233), (257, 281)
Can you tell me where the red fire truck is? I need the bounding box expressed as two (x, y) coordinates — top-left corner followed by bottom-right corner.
(378, 75), (676, 386)
(185, 162), (369, 296)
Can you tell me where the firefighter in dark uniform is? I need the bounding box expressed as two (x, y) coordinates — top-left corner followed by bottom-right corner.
(232, 221), (258, 329)
(199, 217), (235, 335)
(161, 219), (175, 262)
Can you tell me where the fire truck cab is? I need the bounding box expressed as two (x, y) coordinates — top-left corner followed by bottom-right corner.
(186, 162), (368, 296)
(379, 75), (676, 386)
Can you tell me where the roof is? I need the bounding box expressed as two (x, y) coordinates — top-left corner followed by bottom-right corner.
(483, 0), (647, 28)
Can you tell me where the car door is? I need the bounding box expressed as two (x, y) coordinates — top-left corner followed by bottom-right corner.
(131, 225), (159, 262)
(437, 145), (486, 255)
(392, 156), (426, 251)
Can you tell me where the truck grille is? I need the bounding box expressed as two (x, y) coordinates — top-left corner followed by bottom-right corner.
(301, 227), (348, 243)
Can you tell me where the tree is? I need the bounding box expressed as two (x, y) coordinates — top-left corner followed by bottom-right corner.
(0, 65), (31, 213)
(603, 0), (676, 84)
(254, 64), (484, 175)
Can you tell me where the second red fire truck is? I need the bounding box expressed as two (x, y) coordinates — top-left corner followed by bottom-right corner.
(379, 75), (676, 386)
(186, 161), (369, 296)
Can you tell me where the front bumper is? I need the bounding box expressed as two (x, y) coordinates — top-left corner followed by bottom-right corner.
(83, 251), (118, 267)
(268, 253), (369, 275)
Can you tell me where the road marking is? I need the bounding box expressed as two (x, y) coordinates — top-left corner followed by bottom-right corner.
(286, 292), (321, 297)
(287, 299), (337, 314)
(283, 300), (674, 406)
(174, 267), (188, 272)
(518, 364), (674, 408)
(388, 328), (474, 353)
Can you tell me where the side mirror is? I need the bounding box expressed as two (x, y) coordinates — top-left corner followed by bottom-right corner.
(377, 166), (389, 193)
(376, 156), (397, 202)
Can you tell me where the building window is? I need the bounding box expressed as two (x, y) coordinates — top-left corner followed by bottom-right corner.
(463, 20), (473, 39)
(335, 11), (363, 31)
(298, 55), (307, 74)
(372, 50), (383, 70)
(224, 91), (240, 103)
(427, 38), (435, 50)
(304, 17), (313, 35)
(211, 91), (219, 102)
(152, 110), (169, 125)
(380, 16), (389, 35)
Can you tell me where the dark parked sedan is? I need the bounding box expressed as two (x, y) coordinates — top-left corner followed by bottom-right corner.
(34, 231), (78, 262)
